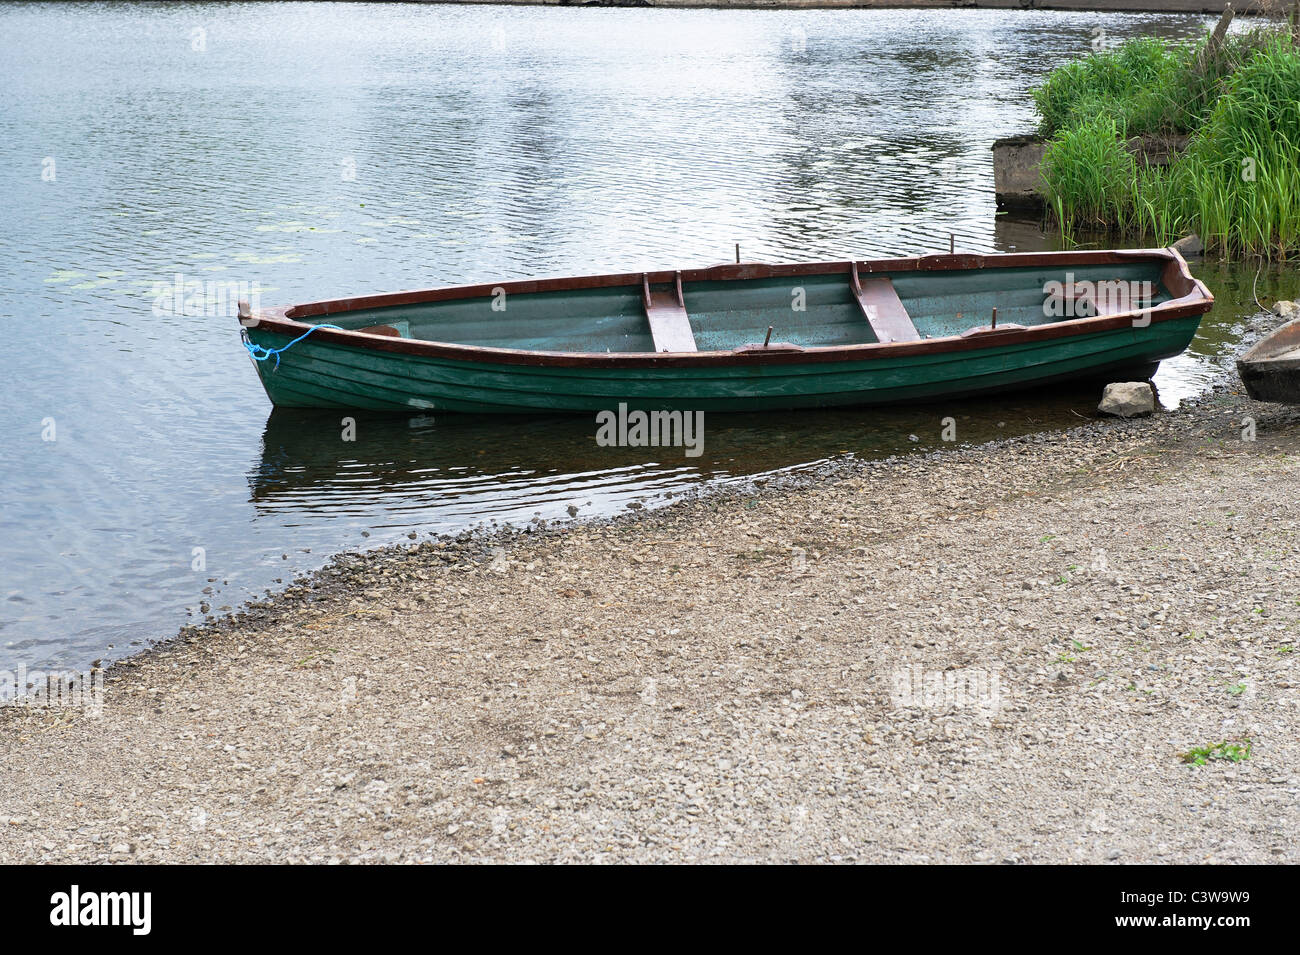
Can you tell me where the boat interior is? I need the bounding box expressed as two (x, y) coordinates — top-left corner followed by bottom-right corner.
(305, 259), (1178, 354)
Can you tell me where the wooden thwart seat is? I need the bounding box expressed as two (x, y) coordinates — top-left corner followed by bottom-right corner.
(643, 272), (698, 353)
(850, 264), (920, 344)
(358, 324), (403, 337)
(1053, 281), (1156, 317)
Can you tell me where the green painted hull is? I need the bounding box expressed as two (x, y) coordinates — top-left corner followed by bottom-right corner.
(245, 317), (1201, 413)
(240, 250), (1212, 413)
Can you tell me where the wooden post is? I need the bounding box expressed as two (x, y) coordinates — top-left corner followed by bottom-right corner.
(1195, 5), (1233, 76)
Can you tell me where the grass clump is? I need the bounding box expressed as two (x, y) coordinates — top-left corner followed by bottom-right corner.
(1034, 26), (1300, 258)
(1180, 739), (1253, 766)
(1172, 44), (1300, 256)
(1034, 38), (1183, 137)
(1042, 116), (1136, 231)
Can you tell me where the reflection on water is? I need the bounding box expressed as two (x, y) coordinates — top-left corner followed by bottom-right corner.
(249, 388), (1107, 531)
(1, 3), (1289, 670)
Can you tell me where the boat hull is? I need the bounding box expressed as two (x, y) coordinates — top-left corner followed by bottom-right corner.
(1237, 319), (1300, 404)
(245, 316), (1202, 413)
(1239, 360), (1300, 403)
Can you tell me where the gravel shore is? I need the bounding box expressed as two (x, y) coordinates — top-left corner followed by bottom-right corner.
(3, 331), (1299, 863)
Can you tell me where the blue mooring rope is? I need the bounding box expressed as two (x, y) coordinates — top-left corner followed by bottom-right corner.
(243, 323), (344, 369)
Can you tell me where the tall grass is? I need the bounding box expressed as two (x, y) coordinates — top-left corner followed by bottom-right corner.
(1033, 38), (1179, 136)
(1040, 117), (1137, 231)
(1177, 41), (1300, 257)
(1036, 28), (1300, 259)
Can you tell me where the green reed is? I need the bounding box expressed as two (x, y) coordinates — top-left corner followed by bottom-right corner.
(1036, 28), (1300, 258)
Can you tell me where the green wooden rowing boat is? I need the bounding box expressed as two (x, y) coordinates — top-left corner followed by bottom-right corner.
(238, 248), (1212, 413)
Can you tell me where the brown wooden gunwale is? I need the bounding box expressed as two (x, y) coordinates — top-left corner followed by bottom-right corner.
(245, 249), (1212, 370)
(1239, 318), (1300, 364)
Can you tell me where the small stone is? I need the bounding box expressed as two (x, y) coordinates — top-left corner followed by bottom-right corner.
(1172, 233), (1203, 256)
(1098, 382), (1155, 418)
(1272, 300), (1299, 320)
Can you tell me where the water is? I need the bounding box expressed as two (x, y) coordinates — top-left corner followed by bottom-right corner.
(2, 3), (1294, 670)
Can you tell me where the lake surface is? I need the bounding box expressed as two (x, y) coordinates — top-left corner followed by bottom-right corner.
(2, 2), (1293, 671)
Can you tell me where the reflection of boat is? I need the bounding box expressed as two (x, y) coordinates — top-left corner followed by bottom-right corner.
(248, 409), (730, 520)
(250, 409), (674, 500)
(1237, 319), (1300, 404)
(244, 402), (961, 512)
(249, 405), (892, 507)
(239, 249), (1212, 413)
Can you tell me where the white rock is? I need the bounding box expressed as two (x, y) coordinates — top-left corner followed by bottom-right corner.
(1272, 300), (1298, 320)
(1098, 382), (1155, 418)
